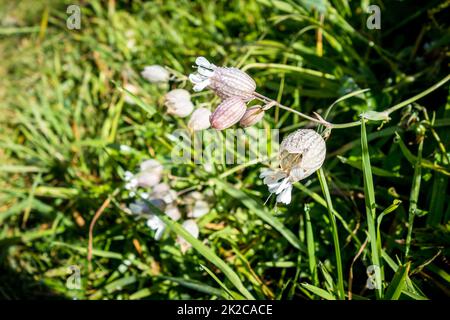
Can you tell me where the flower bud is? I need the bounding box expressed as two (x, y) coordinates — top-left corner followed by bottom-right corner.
(239, 105), (265, 127)
(176, 219), (199, 253)
(210, 96), (246, 130)
(189, 57), (256, 101)
(279, 129), (326, 182)
(141, 65), (170, 83)
(188, 108), (212, 131)
(164, 89), (194, 117)
(135, 159), (164, 188)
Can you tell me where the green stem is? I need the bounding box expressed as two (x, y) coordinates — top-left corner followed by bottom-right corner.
(255, 74), (450, 130)
(317, 168), (345, 300)
(405, 139), (423, 259)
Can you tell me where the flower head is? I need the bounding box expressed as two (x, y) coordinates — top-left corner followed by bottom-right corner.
(164, 89), (194, 117)
(189, 57), (256, 101)
(261, 129), (326, 205)
(141, 65), (170, 83)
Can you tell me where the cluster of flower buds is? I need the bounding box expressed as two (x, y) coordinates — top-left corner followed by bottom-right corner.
(189, 57), (265, 130)
(261, 129), (326, 204)
(125, 159), (210, 252)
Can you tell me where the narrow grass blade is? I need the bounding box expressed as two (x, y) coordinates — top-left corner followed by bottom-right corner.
(360, 119), (383, 298)
(153, 207), (254, 300)
(385, 263), (410, 300)
(301, 283), (336, 300)
(317, 168), (345, 299)
(214, 178), (305, 252)
(304, 204), (318, 286)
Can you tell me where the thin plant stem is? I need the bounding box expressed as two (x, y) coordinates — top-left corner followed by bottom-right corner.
(254, 74), (450, 130)
(317, 168), (345, 300)
(405, 139), (424, 259)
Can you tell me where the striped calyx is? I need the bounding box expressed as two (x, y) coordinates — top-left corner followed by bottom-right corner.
(210, 96), (247, 130)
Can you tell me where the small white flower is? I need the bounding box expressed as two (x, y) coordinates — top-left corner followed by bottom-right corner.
(135, 159), (164, 188)
(188, 200), (209, 218)
(188, 108), (211, 131)
(177, 219), (199, 253)
(146, 215), (166, 240)
(141, 65), (170, 83)
(140, 159), (164, 174)
(151, 183), (177, 204)
(135, 171), (162, 188)
(165, 204), (181, 221)
(164, 89), (194, 117)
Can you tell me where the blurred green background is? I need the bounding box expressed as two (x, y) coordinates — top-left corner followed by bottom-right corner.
(0, 0), (449, 299)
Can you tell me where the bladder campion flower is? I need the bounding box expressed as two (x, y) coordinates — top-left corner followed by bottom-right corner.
(210, 96), (247, 130)
(189, 57), (256, 101)
(260, 129), (326, 204)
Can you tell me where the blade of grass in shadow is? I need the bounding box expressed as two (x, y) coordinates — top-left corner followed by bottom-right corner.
(405, 139), (423, 259)
(385, 263), (410, 300)
(149, 202), (254, 300)
(200, 264), (243, 300)
(361, 119), (383, 298)
(304, 203), (318, 286)
(214, 178), (305, 252)
(159, 275), (230, 299)
(317, 168), (345, 299)
(301, 283), (336, 300)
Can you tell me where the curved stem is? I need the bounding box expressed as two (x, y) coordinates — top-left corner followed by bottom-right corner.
(254, 92), (331, 127)
(255, 74), (450, 130)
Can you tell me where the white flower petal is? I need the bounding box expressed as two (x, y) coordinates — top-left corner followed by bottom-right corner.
(193, 79), (210, 92)
(276, 184), (293, 204)
(197, 66), (215, 77)
(196, 56), (214, 69)
(189, 73), (206, 84)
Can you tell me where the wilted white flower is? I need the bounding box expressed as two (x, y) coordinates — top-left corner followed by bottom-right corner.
(164, 89), (194, 117)
(189, 57), (256, 101)
(129, 198), (165, 217)
(187, 200), (209, 218)
(177, 219), (199, 253)
(123, 83), (139, 104)
(151, 183), (177, 204)
(188, 108), (211, 131)
(124, 160), (163, 192)
(165, 204), (181, 221)
(135, 159), (163, 188)
(141, 65), (170, 83)
(261, 129), (326, 205)
(210, 96), (247, 130)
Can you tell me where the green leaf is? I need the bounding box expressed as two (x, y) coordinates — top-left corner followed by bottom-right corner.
(385, 263), (410, 300)
(151, 203), (254, 300)
(214, 178), (306, 252)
